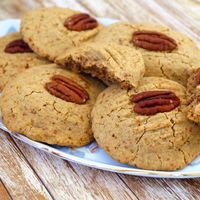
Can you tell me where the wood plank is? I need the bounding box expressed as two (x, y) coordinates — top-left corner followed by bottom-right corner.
(0, 131), (53, 200)
(161, 178), (200, 200)
(0, 180), (12, 200)
(137, 0), (200, 42)
(119, 175), (200, 200)
(12, 137), (138, 200)
(173, 0), (200, 22)
(0, 0), (88, 20)
(76, 0), (160, 22)
(69, 163), (138, 200)
(155, 0), (200, 25)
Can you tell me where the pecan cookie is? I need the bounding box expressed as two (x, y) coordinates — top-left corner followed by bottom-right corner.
(0, 64), (105, 147)
(92, 77), (200, 170)
(20, 7), (103, 61)
(95, 22), (200, 85)
(56, 42), (145, 89)
(0, 32), (49, 91)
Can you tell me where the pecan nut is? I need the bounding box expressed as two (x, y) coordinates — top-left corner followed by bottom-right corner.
(64, 13), (98, 31)
(132, 30), (177, 51)
(45, 75), (89, 104)
(130, 90), (180, 115)
(4, 39), (33, 53)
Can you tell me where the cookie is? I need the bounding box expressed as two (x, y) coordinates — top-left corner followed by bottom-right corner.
(0, 32), (49, 91)
(20, 7), (103, 61)
(186, 68), (200, 123)
(92, 77), (200, 170)
(0, 64), (105, 147)
(56, 42), (145, 89)
(95, 22), (200, 85)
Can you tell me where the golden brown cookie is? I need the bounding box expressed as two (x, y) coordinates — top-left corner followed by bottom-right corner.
(92, 77), (200, 170)
(0, 64), (105, 147)
(56, 42), (145, 89)
(95, 22), (200, 85)
(0, 32), (49, 91)
(20, 7), (103, 61)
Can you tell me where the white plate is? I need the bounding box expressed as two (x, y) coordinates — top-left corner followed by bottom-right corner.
(1, 18), (200, 179)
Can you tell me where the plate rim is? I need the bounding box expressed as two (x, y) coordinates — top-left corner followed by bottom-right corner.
(1, 18), (200, 179)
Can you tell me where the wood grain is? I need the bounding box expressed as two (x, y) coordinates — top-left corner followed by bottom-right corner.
(0, 180), (11, 200)
(0, 0), (87, 19)
(0, 132), (53, 200)
(119, 175), (200, 200)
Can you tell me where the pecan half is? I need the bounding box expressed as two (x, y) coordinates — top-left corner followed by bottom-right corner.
(130, 90), (180, 115)
(45, 75), (89, 104)
(64, 13), (98, 31)
(4, 39), (33, 53)
(132, 30), (177, 51)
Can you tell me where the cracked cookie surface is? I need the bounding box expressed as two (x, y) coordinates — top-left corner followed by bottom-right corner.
(187, 68), (200, 123)
(20, 7), (103, 61)
(92, 77), (200, 170)
(0, 32), (49, 91)
(95, 22), (200, 86)
(56, 42), (145, 89)
(0, 64), (105, 147)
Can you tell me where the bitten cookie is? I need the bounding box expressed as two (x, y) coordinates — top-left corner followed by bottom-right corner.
(92, 77), (200, 170)
(0, 64), (105, 147)
(21, 7), (103, 61)
(56, 42), (145, 89)
(187, 68), (200, 123)
(0, 32), (49, 91)
(95, 22), (200, 85)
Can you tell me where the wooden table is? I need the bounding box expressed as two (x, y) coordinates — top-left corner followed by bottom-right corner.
(1, 0), (200, 199)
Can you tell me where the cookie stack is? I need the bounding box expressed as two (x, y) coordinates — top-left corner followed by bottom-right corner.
(1, 7), (200, 171)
